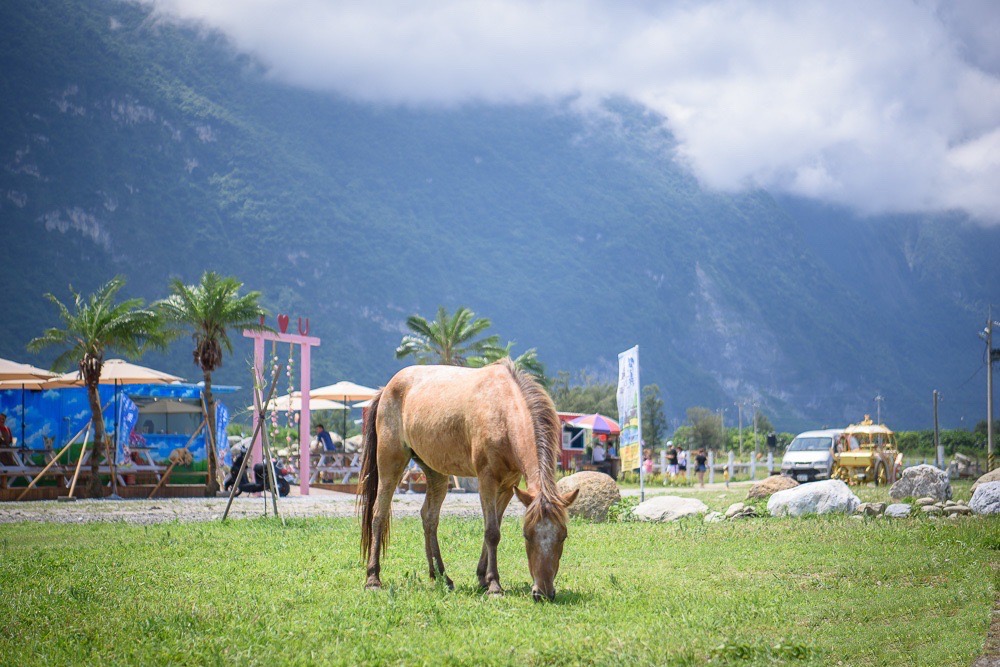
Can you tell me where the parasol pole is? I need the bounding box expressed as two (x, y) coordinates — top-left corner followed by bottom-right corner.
(20, 382), (25, 449)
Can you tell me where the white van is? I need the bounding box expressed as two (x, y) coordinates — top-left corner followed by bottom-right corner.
(780, 429), (845, 482)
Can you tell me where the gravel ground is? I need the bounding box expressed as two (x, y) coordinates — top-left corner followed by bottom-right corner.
(0, 481), (751, 525)
(0, 488), (508, 525)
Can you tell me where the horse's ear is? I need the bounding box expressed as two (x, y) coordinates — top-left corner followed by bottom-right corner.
(560, 488), (580, 507)
(514, 486), (534, 508)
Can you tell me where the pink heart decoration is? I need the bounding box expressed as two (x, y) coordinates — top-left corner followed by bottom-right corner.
(277, 314), (289, 333)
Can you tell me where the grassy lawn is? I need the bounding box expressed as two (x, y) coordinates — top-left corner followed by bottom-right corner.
(0, 491), (997, 666)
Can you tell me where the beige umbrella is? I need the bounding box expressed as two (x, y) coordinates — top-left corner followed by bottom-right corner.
(247, 392), (348, 412)
(0, 361), (56, 447)
(310, 381), (378, 441)
(310, 381), (378, 402)
(0, 358), (57, 382)
(45, 358), (183, 387)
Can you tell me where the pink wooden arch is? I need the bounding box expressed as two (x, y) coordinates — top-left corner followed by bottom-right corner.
(243, 319), (320, 496)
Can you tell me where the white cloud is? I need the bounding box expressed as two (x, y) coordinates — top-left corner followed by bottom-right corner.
(143, 0), (1000, 222)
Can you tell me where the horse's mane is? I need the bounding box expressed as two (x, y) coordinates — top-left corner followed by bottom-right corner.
(500, 359), (569, 527)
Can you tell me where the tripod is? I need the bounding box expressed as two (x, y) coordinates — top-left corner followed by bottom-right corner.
(222, 363), (286, 524)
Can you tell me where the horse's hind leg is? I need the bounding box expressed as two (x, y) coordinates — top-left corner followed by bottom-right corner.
(365, 438), (409, 590)
(477, 486), (513, 589)
(418, 466), (453, 589)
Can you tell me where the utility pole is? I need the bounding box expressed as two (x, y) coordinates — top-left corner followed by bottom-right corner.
(933, 390), (941, 468)
(752, 399), (759, 458)
(735, 402), (743, 459)
(874, 392), (884, 424)
(985, 307), (997, 472)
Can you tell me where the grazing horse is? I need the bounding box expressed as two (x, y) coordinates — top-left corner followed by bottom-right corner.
(359, 359), (578, 601)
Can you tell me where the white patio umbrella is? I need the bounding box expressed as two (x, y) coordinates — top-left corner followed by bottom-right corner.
(0, 358), (56, 381)
(247, 392), (348, 412)
(46, 358), (183, 387)
(310, 381), (378, 439)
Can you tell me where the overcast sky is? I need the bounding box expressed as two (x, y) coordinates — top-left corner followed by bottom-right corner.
(143, 0), (1000, 224)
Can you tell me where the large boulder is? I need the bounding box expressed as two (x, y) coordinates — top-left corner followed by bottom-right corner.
(970, 481), (1000, 515)
(632, 495), (708, 522)
(767, 479), (861, 517)
(556, 471), (620, 522)
(747, 475), (799, 500)
(888, 464), (952, 501)
(971, 468), (1000, 495)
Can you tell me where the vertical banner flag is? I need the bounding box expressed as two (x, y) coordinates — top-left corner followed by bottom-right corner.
(216, 402), (232, 467)
(616, 346), (642, 472)
(116, 395), (139, 466)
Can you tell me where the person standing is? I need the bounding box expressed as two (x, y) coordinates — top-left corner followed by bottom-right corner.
(666, 443), (679, 477)
(695, 448), (708, 488)
(591, 439), (606, 464)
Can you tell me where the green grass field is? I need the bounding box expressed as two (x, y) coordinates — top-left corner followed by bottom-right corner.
(0, 489), (997, 666)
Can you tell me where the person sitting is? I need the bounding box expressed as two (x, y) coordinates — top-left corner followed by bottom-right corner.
(314, 424), (337, 452)
(0, 413), (14, 466)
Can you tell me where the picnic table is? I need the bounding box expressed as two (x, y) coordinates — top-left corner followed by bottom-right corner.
(308, 450), (362, 485)
(0, 446), (70, 489)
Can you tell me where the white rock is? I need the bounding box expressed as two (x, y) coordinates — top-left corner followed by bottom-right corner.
(885, 503), (911, 518)
(970, 481), (1000, 515)
(632, 495), (709, 522)
(888, 465), (952, 502)
(703, 511), (724, 523)
(767, 479), (861, 517)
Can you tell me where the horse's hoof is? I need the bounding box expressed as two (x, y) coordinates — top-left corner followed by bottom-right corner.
(364, 579), (382, 591)
(487, 583), (504, 597)
(444, 576), (455, 590)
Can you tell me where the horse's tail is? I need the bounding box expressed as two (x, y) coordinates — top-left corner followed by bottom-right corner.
(358, 389), (383, 559)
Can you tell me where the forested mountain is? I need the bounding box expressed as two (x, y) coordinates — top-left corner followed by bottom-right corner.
(2, 0), (998, 430)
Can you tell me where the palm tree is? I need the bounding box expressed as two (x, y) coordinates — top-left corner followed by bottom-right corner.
(468, 342), (548, 386)
(157, 272), (266, 495)
(28, 277), (171, 498)
(395, 306), (501, 365)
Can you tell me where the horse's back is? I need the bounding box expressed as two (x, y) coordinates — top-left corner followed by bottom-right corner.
(378, 364), (532, 478)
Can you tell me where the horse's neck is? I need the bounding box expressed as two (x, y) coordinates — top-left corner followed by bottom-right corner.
(517, 443), (557, 497)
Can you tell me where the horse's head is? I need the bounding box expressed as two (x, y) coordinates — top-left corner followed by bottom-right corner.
(514, 487), (579, 602)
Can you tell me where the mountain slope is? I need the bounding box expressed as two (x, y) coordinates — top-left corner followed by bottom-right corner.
(2, 0), (998, 430)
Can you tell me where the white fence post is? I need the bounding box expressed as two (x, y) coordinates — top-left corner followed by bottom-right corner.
(767, 451), (774, 474)
(708, 451), (715, 484)
(750, 454), (756, 480)
(660, 450), (667, 484)
(727, 451), (734, 484)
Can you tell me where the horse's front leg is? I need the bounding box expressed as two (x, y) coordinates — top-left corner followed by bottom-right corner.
(477, 480), (512, 595)
(420, 467), (453, 589)
(477, 486), (514, 589)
